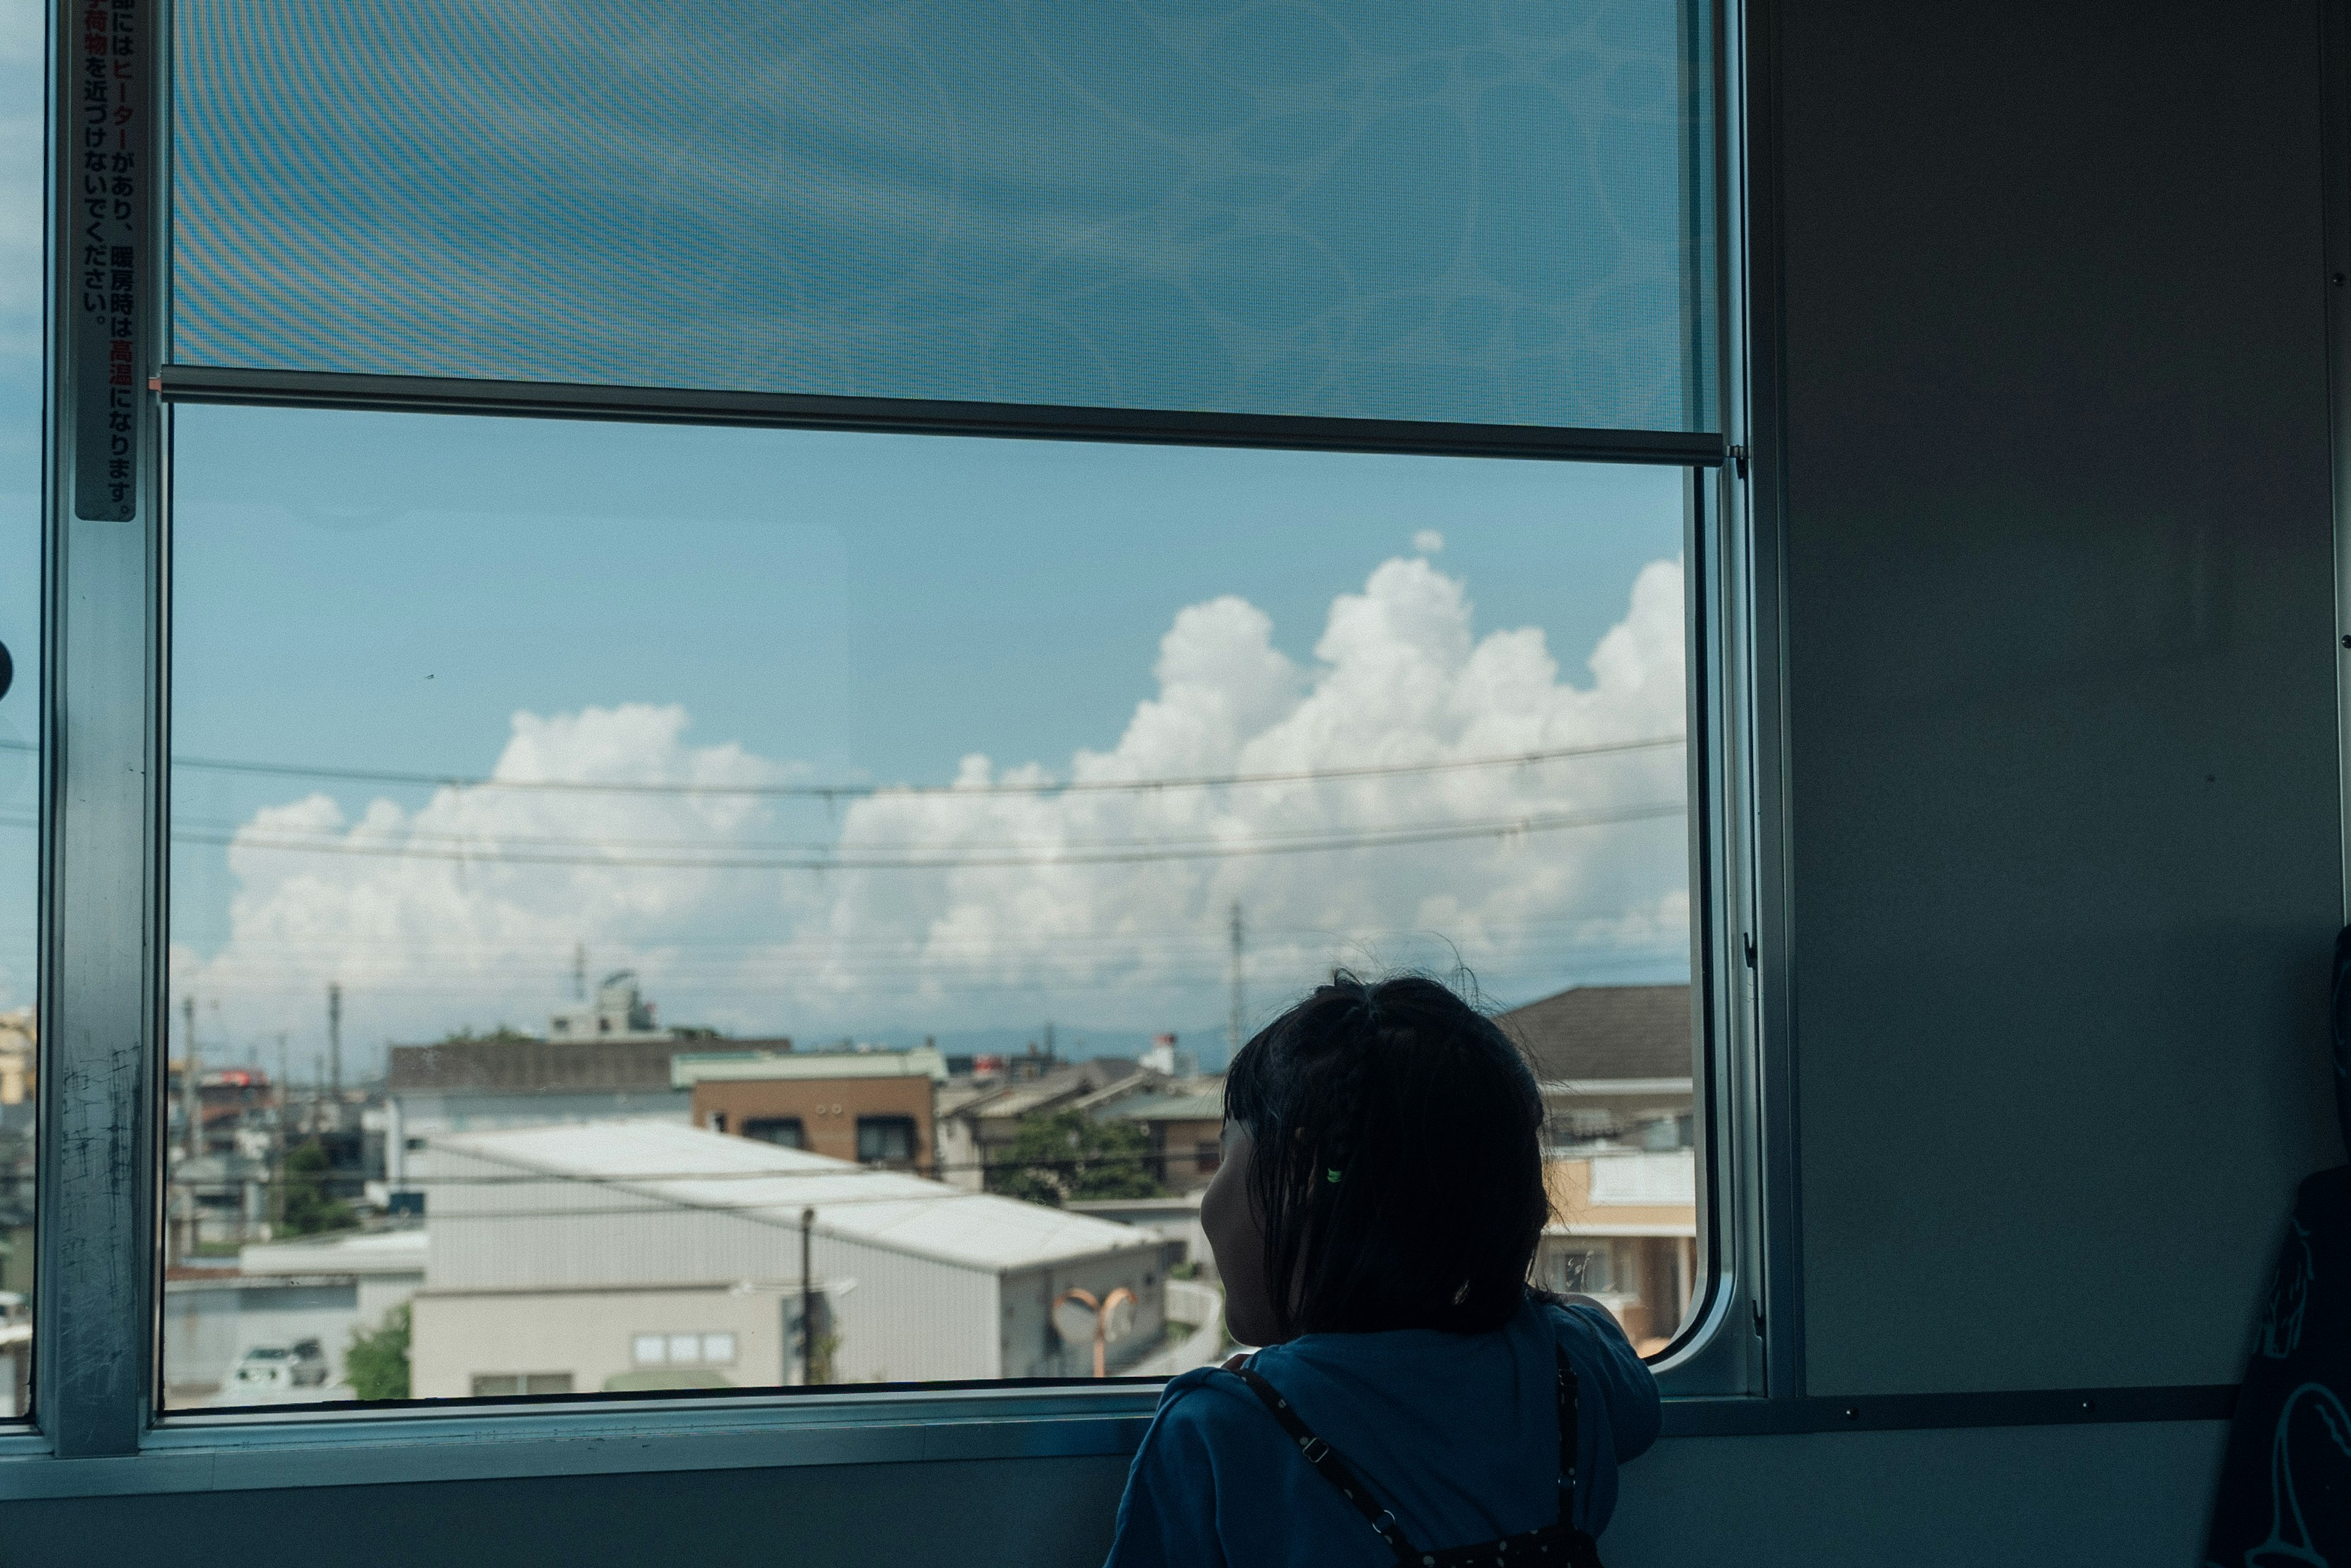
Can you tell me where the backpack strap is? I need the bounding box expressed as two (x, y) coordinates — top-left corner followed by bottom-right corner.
(1230, 1361), (1423, 1564)
(1553, 1345), (1582, 1529)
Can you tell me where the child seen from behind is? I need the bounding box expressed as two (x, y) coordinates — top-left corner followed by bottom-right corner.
(1103, 973), (1662, 1567)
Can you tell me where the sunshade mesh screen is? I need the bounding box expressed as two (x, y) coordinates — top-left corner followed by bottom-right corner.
(174, 0), (1715, 432)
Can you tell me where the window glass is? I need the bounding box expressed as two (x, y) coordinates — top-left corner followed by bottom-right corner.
(744, 1117), (804, 1149)
(172, 0), (1715, 433)
(0, 0), (39, 1422)
(857, 1116), (917, 1165)
(160, 407), (1697, 1408)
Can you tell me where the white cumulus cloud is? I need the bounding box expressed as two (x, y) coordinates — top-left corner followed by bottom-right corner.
(175, 553), (1690, 1066)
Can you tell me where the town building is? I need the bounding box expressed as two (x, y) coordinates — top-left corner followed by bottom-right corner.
(1100, 1086), (1226, 1193)
(1499, 982), (1698, 1352)
(410, 1120), (1180, 1394)
(0, 1007), (32, 1106)
(1137, 1033), (1198, 1078)
(675, 1045), (947, 1172)
(384, 1024), (795, 1200)
(548, 969), (672, 1042)
(932, 1059), (1152, 1193)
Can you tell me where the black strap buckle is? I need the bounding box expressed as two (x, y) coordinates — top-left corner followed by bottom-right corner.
(1300, 1435), (1330, 1464)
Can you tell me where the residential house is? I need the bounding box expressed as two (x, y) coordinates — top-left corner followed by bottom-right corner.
(1100, 1085), (1226, 1193)
(932, 1059), (1150, 1193)
(1499, 982), (1698, 1352)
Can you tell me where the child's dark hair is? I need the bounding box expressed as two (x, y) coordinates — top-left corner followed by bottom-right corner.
(1224, 970), (1550, 1339)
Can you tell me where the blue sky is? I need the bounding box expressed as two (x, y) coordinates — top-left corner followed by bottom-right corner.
(170, 407), (1685, 806)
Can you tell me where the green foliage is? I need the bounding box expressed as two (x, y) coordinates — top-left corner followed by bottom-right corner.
(438, 1024), (536, 1045)
(346, 1303), (410, 1401)
(280, 1138), (355, 1236)
(991, 1111), (1163, 1207)
(808, 1329), (842, 1386)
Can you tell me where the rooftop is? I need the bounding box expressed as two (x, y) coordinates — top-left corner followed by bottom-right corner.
(387, 1036), (796, 1094)
(430, 1120), (1164, 1275)
(670, 1045), (948, 1089)
(240, 1228), (428, 1278)
(1498, 984), (1694, 1084)
(1106, 1088), (1226, 1123)
(948, 1059), (1146, 1122)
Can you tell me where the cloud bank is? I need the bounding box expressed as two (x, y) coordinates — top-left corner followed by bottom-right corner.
(174, 553), (1689, 1066)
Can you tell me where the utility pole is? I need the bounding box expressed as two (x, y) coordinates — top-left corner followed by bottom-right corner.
(572, 942), (587, 1002)
(326, 981), (343, 1112)
(274, 1032), (290, 1234)
(801, 1207), (817, 1386)
(180, 994), (200, 1161)
(1228, 901), (1245, 1064)
(179, 994), (201, 1266)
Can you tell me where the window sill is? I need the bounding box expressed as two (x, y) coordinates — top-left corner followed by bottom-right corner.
(0, 1385), (1159, 1500)
(0, 1381), (2238, 1501)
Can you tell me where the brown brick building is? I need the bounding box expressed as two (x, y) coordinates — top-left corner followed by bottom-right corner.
(675, 1047), (947, 1173)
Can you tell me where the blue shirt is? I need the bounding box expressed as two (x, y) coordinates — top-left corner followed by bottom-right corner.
(1103, 1299), (1660, 1567)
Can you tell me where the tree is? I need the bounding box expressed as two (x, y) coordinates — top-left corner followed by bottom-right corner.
(346, 1303), (410, 1400)
(280, 1138), (355, 1236)
(991, 1111), (1163, 1207)
(438, 1024), (536, 1045)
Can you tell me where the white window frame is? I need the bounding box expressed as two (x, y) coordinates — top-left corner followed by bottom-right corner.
(14, 0), (1795, 1502)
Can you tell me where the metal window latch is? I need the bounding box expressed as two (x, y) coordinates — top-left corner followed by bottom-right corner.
(1728, 443), (1750, 479)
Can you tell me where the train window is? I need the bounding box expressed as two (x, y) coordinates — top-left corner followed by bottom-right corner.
(157, 408), (1706, 1408)
(0, 0), (36, 1427)
(173, 0), (1716, 435)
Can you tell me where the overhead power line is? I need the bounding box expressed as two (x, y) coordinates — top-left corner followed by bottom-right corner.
(158, 793), (1678, 860)
(169, 800), (1685, 872)
(0, 733), (1684, 800)
(150, 907), (1685, 956)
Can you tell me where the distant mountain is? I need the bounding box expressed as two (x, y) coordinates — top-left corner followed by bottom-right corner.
(849, 1023), (1229, 1072)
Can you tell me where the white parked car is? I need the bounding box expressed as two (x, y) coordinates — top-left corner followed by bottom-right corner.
(232, 1338), (328, 1392)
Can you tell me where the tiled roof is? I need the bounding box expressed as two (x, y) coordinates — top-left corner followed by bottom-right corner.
(1108, 1089), (1227, 1122)
(1496, 984), (1693, 1083)
(956, 1059), (1144, 1121)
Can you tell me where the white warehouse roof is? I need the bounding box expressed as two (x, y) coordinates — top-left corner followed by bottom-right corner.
(239, 1228), (428, 1277)
(430, 1119), (1161, 1275)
